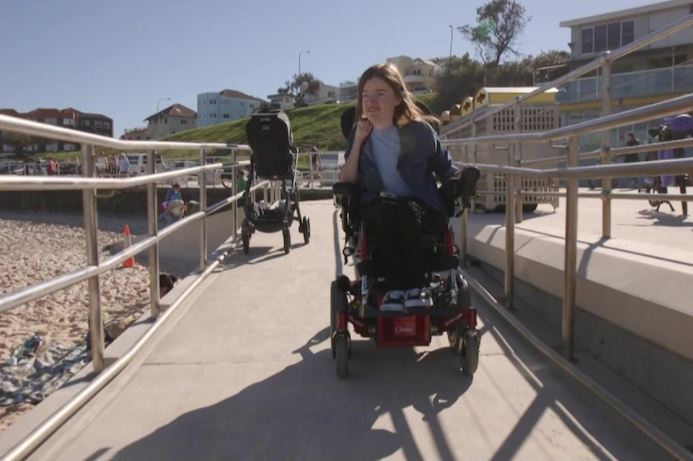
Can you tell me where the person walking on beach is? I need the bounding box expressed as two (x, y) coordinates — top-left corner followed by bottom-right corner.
(118, 154), (130, 177)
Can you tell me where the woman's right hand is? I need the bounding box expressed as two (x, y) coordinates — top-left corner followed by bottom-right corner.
(354, 117), (373, 145)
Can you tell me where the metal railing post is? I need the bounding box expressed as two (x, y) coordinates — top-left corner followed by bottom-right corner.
(601, 58), (613, 238)
(199, 147), (208, 270)
(563, 135), (580, 360)
(232, 148), (238, 239)
(504, 173), (515, 309)
(147, 149), (160, 318)
(82, 144), (105, 372)
(513, 100), (524, 224)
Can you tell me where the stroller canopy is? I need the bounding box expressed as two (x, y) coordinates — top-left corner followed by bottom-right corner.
(246, 109), (294, 179)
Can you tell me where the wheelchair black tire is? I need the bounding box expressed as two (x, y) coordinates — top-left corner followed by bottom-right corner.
(302, 217), (310, 244)
(461, 330), (480, 376)
(335, 334), (349, 378)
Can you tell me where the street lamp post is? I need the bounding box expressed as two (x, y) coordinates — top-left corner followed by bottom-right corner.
(449, 25), (454, 59)
(298, 49), (310, 75)
(155, 97), (171, 140)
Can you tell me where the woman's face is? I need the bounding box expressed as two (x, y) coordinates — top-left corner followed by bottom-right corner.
(361, 77), (400, 128)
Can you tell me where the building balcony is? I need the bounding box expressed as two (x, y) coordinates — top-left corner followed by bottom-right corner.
(403, 74), (426, 84)
(556, 63), (693, 104)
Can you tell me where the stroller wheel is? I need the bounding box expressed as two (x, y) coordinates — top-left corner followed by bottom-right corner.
(242, 233), (250, 254)
(335, 334), (349, 378)
(282, 229), (291, 254)
(302, 217), (310, 244)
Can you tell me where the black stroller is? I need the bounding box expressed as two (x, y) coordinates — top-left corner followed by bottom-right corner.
(241, 109), (310, 254)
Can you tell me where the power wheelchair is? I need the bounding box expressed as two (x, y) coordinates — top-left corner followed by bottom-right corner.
(330, 167), (481, 379)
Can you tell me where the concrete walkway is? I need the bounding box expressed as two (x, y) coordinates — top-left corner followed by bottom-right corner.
(26, 200), (672, 460)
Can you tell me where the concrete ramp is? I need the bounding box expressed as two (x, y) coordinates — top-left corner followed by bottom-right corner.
(20, 200), (672, 460)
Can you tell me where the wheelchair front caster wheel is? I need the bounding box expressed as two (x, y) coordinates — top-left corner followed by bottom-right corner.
(242, 233), (250, 254)
(461, 330), (480, 376)
(335, 334), (349, 378)
(302, 217), (310, 244)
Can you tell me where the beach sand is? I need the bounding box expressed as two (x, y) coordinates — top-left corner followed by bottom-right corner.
(0, 214), (152, 431)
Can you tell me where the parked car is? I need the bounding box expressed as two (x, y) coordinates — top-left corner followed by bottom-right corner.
(126, 153), (166, 175)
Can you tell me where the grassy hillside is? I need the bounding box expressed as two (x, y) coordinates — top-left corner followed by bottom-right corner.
(164, 103), (351, 158)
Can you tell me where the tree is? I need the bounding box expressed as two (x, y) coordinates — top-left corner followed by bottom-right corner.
(2, 132), (35, 159)
(458, 0), (531, 66)
(277, 72), (321, 107)
(432, 53), (485, 114)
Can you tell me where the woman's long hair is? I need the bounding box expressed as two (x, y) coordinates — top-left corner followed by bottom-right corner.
(355, 64), (424, 127)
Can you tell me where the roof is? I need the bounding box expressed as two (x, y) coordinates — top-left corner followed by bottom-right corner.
(145, 103), (197, 122)
(560, 0), (691, 27)
(219, 89), (265, 103)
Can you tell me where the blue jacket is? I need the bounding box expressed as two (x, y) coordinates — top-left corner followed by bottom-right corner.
(345, 120), (459, 215)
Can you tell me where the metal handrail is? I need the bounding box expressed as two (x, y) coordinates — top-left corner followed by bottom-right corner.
(0, 113), (278, 459)
(441, 14), (693, 136)
(0, 114), (247, 151)
(443, 92), (693, 145)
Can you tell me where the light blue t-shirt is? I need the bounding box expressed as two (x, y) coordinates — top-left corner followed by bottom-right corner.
(370, 126), (413, 196)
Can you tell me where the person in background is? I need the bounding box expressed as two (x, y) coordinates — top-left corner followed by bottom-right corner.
(118, 153), (130, 177)
(625, 132), (641, 189)
(309, 145), (322, 187)
(47, 157), (58, 175)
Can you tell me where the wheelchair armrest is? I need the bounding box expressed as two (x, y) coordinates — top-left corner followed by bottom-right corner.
(332, 182), (360, 200)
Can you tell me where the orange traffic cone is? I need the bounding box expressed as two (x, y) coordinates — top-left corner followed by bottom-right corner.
(122, 224), (135, 268)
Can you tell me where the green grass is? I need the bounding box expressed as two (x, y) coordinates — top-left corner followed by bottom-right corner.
(161, 103), (352, 160)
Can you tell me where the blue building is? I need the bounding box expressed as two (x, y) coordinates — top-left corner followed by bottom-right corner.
(197, 89), (266, 128)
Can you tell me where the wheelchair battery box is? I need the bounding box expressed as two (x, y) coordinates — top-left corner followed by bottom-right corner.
(377, 314), (431, 347)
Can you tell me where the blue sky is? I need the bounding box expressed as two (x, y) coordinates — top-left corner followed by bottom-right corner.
(1, 0), (656, 136)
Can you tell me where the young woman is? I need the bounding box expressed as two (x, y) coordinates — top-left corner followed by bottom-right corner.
(340, 64), (459, 308)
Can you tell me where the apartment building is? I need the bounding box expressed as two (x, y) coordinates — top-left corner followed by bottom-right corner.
(0, 107), (112, 153)
(339, 81), (358, 103)
(386, 56), (439, 93)
(558, 0), (693, 146)
(197, 89), (266, 128)
(145, 103), (197, 140)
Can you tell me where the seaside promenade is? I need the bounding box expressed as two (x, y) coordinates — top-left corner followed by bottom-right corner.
(1, 197), (689, 460)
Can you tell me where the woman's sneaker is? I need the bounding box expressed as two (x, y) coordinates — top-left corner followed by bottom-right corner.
(380, 290), (405, 311)
(404, 288), (433, 309)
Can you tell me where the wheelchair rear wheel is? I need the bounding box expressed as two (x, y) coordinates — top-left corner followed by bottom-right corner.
(335, 334), (349, 378)
(301, 217), (311, 244)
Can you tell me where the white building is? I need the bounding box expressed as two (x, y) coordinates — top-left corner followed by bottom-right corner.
(145, 104), (197, 140)
(303, 81), (339, 105)
(197, 89), (266, 127)
(339, 81), (358, 103)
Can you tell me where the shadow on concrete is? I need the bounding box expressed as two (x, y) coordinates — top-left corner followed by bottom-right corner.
(110, 327), (473, 460)
(635, 209), (693, 227)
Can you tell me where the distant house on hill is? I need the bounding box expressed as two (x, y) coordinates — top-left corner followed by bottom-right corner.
(197, 89), (266, 127)
(386, 56), (439, 94)
(145, 103), (197, 139)
(0, 107), (112, 154)
(120, 127), (151, 141)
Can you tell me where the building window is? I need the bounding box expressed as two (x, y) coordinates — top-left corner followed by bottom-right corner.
(63, 118), (75, 126)
(622, 21), (634, 45)
(223, 114), (230, 118)
(607, 22), (620, 50)
(104, 121), (110, 128)
(594, 24), (607, 52)
(181, 119), (187, 124)
(84, 120), (91, 127)
(581, 25), (598, 53)
(95, 120), (102, 128)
